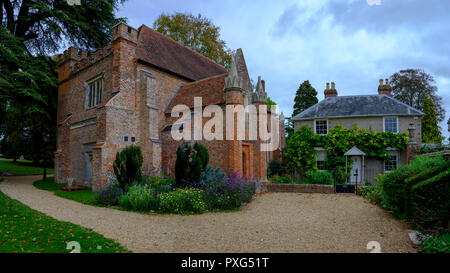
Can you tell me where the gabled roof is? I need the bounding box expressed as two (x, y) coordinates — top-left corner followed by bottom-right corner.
(292, 95), (424, 120)
(165, 73), (228, 114)
(344, 146), (366, 156)
(135, 25), (228, 81)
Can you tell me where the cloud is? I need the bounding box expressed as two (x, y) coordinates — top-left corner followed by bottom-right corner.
(116, 0), (450, 139)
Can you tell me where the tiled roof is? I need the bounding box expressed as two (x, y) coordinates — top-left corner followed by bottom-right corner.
(165, 73), (228, 114)
(292, 95), (424, 120)
(136, 25), (228, 81)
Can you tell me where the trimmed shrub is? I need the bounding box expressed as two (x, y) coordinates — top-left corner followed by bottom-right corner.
(119, 184), (159, 212)
(94, 183), (124, 206)
(302, 171), (334, 185)
(158, 188), (206, 214)
(420, 233), (450, 253)
(378, 155), (447, 219)
(199, 167), (256, 211)
(175, 143), (209, 188)
(412, 167), (450, 229)
(113, 145), (143, 191)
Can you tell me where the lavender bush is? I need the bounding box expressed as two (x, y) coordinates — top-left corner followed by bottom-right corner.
(199, 166), (256, 210)
(94, 183), (124, 206)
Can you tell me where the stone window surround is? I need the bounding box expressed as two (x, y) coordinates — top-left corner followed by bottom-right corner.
(85, 73), (104, 109)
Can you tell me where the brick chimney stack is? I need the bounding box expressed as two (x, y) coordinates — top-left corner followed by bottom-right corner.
(324, 82), (338, 98)
(378, 79), (392, 96)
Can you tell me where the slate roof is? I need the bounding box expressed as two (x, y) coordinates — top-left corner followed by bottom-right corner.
(135, 25), (228, 81)
(292, 95), (424, 120)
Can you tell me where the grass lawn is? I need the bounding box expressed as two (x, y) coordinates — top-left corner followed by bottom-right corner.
(0, 190), (129, 253)
(34, 178), (96, 206)
(0, 159), (54, 176)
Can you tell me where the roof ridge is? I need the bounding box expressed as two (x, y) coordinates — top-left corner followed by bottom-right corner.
(139, 24), (227, 71)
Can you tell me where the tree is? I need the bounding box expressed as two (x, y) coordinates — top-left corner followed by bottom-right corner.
(292, 81), (318, 117)
(390, 69), (445, 122)
(153, 13), (232, 68)
(285, 117), (294, 141)
(1, 0), (126, 54)
(267, 97), (277, 108)
(421, 96), (443, 143)
(0, 0), (127, 169)
(448, 117), (450, 142)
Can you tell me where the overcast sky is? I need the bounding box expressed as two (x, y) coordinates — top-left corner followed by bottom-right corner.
(117, 0), (450, 140)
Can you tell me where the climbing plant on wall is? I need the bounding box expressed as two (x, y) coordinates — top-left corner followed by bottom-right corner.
(286, 125), (410, 182)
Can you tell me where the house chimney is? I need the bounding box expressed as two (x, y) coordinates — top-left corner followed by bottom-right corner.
(325, 82), (338, 98)
(378, 78), (392, 96)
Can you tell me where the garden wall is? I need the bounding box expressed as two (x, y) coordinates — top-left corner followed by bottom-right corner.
(257, 182), (335, 194)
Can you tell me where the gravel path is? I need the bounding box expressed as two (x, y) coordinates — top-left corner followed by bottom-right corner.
(0, 176), (416, 253)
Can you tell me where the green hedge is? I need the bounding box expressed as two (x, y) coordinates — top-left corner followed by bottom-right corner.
(376, 155), (449, 229)
(378, 155), (447, 218)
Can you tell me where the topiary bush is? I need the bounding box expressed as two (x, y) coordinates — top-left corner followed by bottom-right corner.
(174, 143), (209, 188)
(94, 183), (124, 206)
(113, 145), (143, 191)
(119, 184), (159, 212)
(158, 188), (206, 214)
(302, 171), (334, 185)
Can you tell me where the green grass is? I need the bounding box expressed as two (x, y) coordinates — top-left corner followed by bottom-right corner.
(0, 190), (129, 253)
(0, 159), (54, 176)
(33, 178), (96, 206)
(420, 233), (450, 253)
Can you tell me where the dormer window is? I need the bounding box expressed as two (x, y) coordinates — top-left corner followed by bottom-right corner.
(315, 120), (328, 135)
(384, 117), (398, 134)
(87, 76), (103, 108)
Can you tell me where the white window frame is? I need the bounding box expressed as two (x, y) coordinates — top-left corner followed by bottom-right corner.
(383, 116), (399, 134)
(315, 148), (327, 172)
(384, 150), (399, 173)
(86, 75), (103, 109)
(314, 119), (328, 135)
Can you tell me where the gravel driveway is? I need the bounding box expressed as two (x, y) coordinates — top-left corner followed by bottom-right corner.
(0, 176), (416, 253)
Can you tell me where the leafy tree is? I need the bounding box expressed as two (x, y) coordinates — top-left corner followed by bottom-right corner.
(422, 96), (443, 143)
(447, 117), (450, 142)
(0, 0), (127, 169)
(1, 0), (126, 54)
(153, 13), (232, 68)
(293, 81), (318, 117)
(390, 69), (445, 122)
(267, 97), (277, 108)
(285, 117), (294, 141)
(113, 145), (143, 191)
